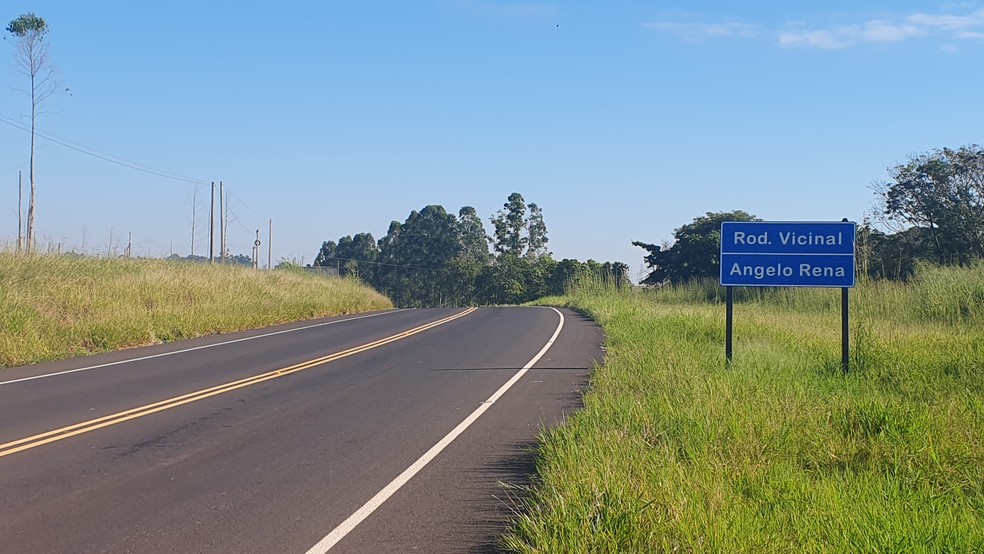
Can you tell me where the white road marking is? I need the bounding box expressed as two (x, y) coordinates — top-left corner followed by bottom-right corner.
(304, 306), (566, 553)
(0, 310), (407, 386)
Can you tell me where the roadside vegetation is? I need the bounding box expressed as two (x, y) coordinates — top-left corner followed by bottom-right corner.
(0, 253), (393, 368)
(312, 192), (629, 308)
(508, 264), (984, 552)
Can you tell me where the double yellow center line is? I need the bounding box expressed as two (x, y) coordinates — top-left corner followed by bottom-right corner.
(0, 308), (476, 459)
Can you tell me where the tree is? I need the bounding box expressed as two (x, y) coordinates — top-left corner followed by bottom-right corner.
(187, 184), (203, 256)
(475, 254), (531, 305)
(374, 206), (461, 307)
(600, 261), (631, 289)
(526, 202), (549, 257)
(314, 199), (615, 307)
(856, 222), (932, 281)
(313, 233), (379, 280)
(313, 240), (339, 268)
(338, 232), (379, 280)
(491, 192), (527, 256)
(7, 13), (55, 254)
(457, 206), (490, 265)
(490, 192), (550, 258)
(874, 145), (984, 265)
(546, 258), (585, 296)
(634, 210), (760, 285)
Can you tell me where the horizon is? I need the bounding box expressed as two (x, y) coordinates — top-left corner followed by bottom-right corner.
(2, 1), (982, 280)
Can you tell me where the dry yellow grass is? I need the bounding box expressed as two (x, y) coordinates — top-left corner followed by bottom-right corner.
(0, 253), (393, 368)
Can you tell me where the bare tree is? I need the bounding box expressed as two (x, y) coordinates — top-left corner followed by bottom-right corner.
(7, 13), (55, 254)
(187, 183), (202, 256)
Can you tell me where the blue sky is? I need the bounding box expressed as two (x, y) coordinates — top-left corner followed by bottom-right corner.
(2, 1), (982, 278)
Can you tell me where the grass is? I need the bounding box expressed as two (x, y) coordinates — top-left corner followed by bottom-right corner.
(508, 264), (984, 552)
(0, 253), (393, 368)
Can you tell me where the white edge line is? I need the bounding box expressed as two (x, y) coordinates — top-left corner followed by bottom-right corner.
(0, 310), (408, 386)
(305, 306), (566, 554)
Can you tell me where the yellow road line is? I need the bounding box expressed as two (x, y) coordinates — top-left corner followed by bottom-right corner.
(0, 308), (477, 459)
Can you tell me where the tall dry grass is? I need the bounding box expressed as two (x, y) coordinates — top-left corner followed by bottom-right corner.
(0, 253), (393, 368)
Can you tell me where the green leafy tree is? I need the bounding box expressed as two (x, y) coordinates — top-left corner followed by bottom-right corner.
(491, 193), (527, 256)
(315, 233), (380, 281)
(874, 145), (984, 264)
(372, 221), (403, 297)
(634, 210), (760, 285)
(444, 257), (481, 307)
(857, 222), (935, 281)
(490, 192), (550, 258)
(457, 206), (491, 265)
(376, 220), (402, 255)
(474, 255), (559, 305)
(315, 199), (616, 307)
(599, 261), (631, 289)
(313, 240), (339, 268)
(526, 202), (549, 257)
(547, 258), (586, 296)
(475, 254), (529, 305)
(374, 205), (460, 307)
(7, 13), (54, 254)
(338, 232), (378, 280)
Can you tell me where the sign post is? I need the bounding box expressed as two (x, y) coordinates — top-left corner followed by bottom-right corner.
(720, 221), (856, 371)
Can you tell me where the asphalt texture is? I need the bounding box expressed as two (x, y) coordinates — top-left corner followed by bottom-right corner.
(0, 307), (603, 553)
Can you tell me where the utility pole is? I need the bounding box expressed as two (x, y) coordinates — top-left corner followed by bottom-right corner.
(219, 181), (225, 263)
(268, 219), (272, 270)
(224, 185), (230, 262)
(125, 232), (132, 258)
(17, 171), (23, 254)
(209, 181), (215, 263)
(253, 229), (261, 269)
(189, 183), (200, 257)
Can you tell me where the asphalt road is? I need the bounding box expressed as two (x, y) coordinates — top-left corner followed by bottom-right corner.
(0, 307), (603, 553)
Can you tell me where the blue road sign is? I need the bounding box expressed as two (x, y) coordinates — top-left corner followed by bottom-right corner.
(720, 221), (856, 288)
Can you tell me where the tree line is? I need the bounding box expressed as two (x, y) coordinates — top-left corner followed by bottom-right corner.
(312, 193), (629, 308)
(634, 145), (984, 285)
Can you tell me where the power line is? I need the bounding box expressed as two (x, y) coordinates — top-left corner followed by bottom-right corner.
(226, 188), (266, 221)
(226, 204), (253, 234)
(1, 113), (273, 250)
(0, 113), (208, 185)
(315, 255), (457, 274)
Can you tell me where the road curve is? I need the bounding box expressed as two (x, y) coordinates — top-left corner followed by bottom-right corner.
(0, 307), (602, 553)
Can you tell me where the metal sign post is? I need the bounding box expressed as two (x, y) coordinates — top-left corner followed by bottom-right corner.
(726, 286), (734, 366)
(842, 287), (849, 373)
(720, 220), (856, 372)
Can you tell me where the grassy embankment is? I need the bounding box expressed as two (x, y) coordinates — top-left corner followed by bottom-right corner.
(509, 265), (984, 552)
(0, 253), (393, 369)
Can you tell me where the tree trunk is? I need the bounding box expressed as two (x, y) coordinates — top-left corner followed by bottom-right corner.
(26, 87), (36, 254)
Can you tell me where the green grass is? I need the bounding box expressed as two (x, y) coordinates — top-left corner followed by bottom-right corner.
(509, 264), (984, 552)
(0, 253), (393, 368)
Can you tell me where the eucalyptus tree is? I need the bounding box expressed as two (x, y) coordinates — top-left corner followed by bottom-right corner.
(491, 193), (527, 256)
(457, 206), (490, 265)
(490, 193), (549, 258)
(313, 240), (339, 268)
(7, 13), (55, 254)
(375, 206), (461, 307)
(314, 233), (378, 280)
(526, 202), (549, 257)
